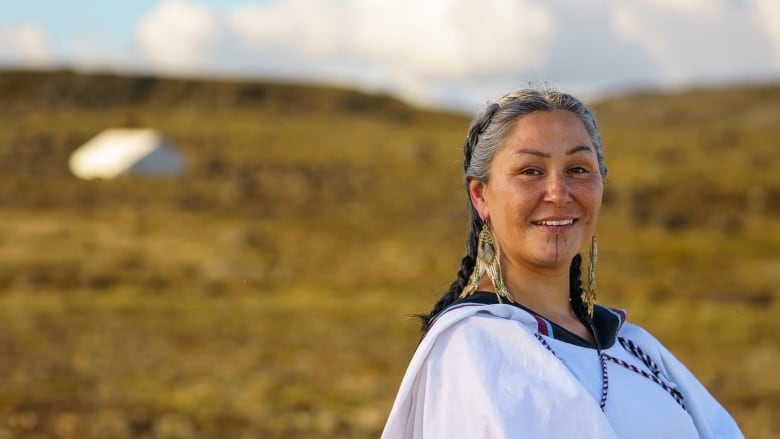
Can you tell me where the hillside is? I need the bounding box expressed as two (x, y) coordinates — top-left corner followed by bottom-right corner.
(0, 70), (777, 438)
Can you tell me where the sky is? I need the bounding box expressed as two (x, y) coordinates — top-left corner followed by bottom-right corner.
(1, 0), (779, 111)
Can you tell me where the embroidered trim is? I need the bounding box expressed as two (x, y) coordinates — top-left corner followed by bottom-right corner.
(598, 351), (610, 410)
(532, 315), (553, 336)
(533, 334), (686, 412)
(534, 333), (557, 357)
(535, 334), (609, 411)
(619, 337), (660, 376)
(614, 337), (686, 410)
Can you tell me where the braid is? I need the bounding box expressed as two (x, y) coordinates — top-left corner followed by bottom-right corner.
(419, 213), (481, 332)
(419, 103), (500, 334)
(569, 254), (592, 327)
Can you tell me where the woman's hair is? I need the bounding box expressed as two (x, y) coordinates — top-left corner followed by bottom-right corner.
(420, 88), (607, 333)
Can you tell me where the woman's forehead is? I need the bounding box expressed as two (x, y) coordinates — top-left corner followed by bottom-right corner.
(502, 110), (593, 149)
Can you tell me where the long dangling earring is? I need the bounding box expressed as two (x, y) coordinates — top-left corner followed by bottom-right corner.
(460, 221), (514, 303)
(581, 234), (598, 318)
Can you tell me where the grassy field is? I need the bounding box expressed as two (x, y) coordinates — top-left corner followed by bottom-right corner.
(0, 71), (778, 438)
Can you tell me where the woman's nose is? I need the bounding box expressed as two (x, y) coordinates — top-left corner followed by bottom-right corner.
(543, 173), (572, 206)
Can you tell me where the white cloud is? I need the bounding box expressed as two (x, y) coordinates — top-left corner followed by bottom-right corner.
(752, 0), (780, 62)
(610, 0), (778, 85)
(227, 0), (553, 79)
(136, 0), (219, 71)
(0, 0), (776, 110)
(0, 24), (51, 65)
(220, 0), (780, 109)
(119, 0), (780, 110)
(647, 0), (721, 18)
(227, 0), (351, 59)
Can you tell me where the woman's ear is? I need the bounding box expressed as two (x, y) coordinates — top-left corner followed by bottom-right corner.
(468, 179), (488, 221)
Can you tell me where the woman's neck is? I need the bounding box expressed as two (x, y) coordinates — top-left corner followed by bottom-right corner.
(477, 260), (595, 344)
(505, 261), (570, 315)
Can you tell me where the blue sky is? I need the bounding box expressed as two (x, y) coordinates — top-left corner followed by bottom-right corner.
(0, 1), (251, 64)
(1, 0), (779, 110)
(2, 3), (143, 58)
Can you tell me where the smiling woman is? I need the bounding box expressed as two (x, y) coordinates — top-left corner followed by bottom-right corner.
(381, 88), (744, 438)
(469, 110), (603, 323)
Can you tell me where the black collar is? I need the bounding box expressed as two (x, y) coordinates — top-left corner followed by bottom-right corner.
(449, 292), (626, 349)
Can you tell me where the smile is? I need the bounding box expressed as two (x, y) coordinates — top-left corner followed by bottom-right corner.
(532, 219), (576, 226)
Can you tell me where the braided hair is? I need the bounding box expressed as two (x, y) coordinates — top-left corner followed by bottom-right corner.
(418, 103), (500, 331)
(419, 88), (607, 334)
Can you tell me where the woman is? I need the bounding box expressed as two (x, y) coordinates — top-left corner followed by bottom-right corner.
(381, 89), (743, 438)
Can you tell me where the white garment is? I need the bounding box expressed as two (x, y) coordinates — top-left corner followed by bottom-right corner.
(382, 303), (744, 439)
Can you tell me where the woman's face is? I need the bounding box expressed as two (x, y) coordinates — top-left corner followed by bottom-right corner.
(469, 110), (603, 272)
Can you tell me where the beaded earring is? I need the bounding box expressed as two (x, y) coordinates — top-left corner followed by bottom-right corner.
(582, 234), (598, 317)
(460, 221), (514, 303)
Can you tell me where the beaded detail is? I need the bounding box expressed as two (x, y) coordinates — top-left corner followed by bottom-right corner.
(535, 333), (610, 410)
(597, 351), (609, 410)
(533, 333), (686, 412)
(613, 337), (686, 410)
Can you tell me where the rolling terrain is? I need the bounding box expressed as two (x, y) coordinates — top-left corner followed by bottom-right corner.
(0, 70), (778, 438)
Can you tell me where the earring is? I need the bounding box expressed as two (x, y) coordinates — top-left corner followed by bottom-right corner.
(460, 222), (514, 303)
(581, 234), (598, 318)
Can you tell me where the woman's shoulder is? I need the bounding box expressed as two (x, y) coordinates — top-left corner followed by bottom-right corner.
(424, 302), (583, 382)
(427, 293), (542, 339)
(617, 319), (662, 345)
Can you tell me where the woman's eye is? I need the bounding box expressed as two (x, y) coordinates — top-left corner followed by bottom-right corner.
(568, 166), (589, 174)
(519, 168), (542, 176)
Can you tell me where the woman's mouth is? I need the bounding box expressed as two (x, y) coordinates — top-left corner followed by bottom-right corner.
(532, 218), (576, 226)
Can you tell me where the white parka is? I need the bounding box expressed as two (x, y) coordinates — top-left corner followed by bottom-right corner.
(382, 303), (744, 439)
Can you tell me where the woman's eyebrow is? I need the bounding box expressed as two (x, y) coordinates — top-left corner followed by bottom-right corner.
(513, 145), (593, 158)
(513, 148), (549, 158)
(567, 145), (593, 155)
